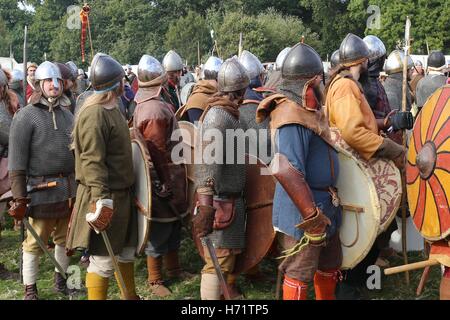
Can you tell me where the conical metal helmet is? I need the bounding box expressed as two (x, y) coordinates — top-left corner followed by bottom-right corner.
(217, 58), (250, 92)
(281, 42), (323, 80)
(238, 50), (264, 80)
(275, 47), (291, 71)
(363, 35), (386, 62)
(163, 50), (183, 72)
(9, 69), (24, 90)
(89, 53), (125, 92)
(384, 50), (414, 75)
(339, 33), (370, 67)
(65, 61), (78, 80)
(11, 69), (24, 83)
(203, 56), (223, 73)
(0, 69), (7, 87)
(427, 51), (446, 69)
(330, 50), (340, 69)
(35, 61), (62, 89)
(138, 54), (164, 83)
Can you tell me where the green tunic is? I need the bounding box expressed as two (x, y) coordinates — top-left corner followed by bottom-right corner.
(66, 103), (137, 256)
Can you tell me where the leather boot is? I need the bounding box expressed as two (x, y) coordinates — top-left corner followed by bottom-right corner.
(314, 269), (338, 300)
(24, 283), (38, 300)
(147, 256), (171, 297)
(54, 272), (68, 295)
(86, 272), (109, 300)
(283, 275), (308, 300)
(163, 250), (194, 280)
(223, 274), (244, 300)
(114, 262), (140, 300)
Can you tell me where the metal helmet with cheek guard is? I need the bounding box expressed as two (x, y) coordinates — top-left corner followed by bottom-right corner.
(35, 61), (62, 89)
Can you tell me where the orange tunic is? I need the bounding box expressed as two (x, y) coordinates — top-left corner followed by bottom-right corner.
(326, 72), (383, 160)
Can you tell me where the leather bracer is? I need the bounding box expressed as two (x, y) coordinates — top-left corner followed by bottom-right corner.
(270, 153), (317, 220)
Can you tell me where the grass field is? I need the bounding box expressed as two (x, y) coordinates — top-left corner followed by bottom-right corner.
(0, 215), (441, 300)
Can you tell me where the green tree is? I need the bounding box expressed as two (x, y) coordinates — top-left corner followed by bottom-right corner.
(299, 0), (366, 58)
(165, 11), (211, 66)
(356, 0), (450, 54)
(207, 8), (318, 62)
(0, 17), (12, 57)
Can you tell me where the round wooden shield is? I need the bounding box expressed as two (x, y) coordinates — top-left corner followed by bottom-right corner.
(333, 143), (381, 270)
(180, 82), (196, 106)
(191, 154), (276, 275)
(233, 154), (276, 274)
(406, 85), (450, 241)
(330, 128), (401, 234)
(131, 138), (152, 255)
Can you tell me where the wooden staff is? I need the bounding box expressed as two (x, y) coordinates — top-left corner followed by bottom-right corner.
(197, 41), (200, 66)
(22, 25), (27, 101)
(384, 259), (438, 275)
(400, 15), (411, 285)
(238, 33), (243, 57)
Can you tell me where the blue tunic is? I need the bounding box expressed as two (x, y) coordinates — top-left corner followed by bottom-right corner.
(272, 124), (342, 241)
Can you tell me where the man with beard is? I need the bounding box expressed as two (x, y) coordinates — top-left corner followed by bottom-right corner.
(325, 34), (407, 299)
(416, 51), (448, 111)
(133, 54), (190, 297)
(192, 58), (250, 300)
(256, 42), (342, 300)
(25, 62), (38, 103)
(8, 62), (76, 300)
(67, 53), (139, 300)
(179, 56), (222, 123)
(333, 35), (413, 300)
(383, 50), (414, 113)
(163, 50), (184, 111)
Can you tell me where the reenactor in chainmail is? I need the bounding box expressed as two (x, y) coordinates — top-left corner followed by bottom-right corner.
(133, 55), (191, 297)
(9, 69), (26, 108)
(257, 42), (342, 300)
(409, 60), (425, 97)
(163, 50), (184, 111)
(192, 58), (250, 300)
(7, 62), (76, 300)
(416, 51), (448, 111)
(54, 62), (77, 114)
(325, 34), (407, 299)
(238, 50), (272, 164)
(383, 50), (414, 112)
(0, 68), (20, 234)
(179, 56), (222, 123)
(67, 53), (139, 300)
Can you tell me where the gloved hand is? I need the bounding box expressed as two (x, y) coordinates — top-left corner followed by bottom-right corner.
(192, 204), (216, 238)
(392, 149), (406, 171)
(8, 198), (30, 221)
(295, 207), (331, 244)
(86, 199), (114, 233)
(385, 110), (414, 131)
